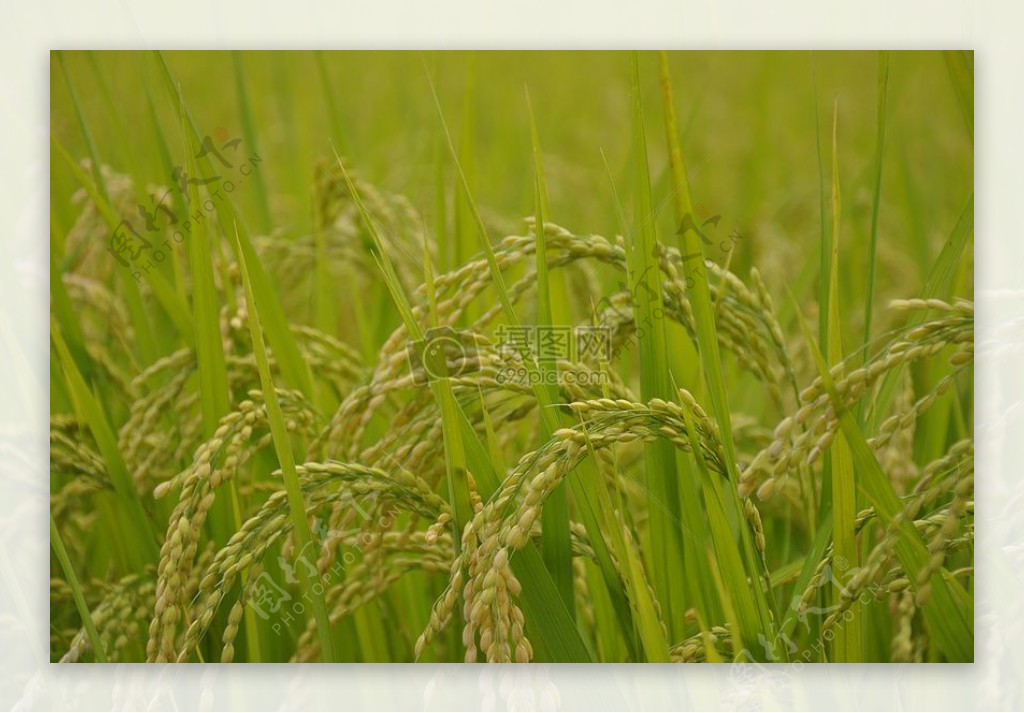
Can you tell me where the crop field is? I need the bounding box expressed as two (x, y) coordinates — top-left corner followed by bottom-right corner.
(49, 50), (973, 663)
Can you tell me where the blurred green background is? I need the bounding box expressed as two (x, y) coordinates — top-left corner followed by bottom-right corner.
(51, 51), (972, 308)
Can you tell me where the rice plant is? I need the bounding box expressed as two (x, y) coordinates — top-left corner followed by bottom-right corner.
(49, 50), (973, 663)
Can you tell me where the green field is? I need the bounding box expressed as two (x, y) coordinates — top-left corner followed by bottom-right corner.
(49, 50), (973, 662)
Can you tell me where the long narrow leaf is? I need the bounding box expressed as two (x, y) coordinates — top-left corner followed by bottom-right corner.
(229, 224), (336, 662)
(795, 304), (973, 662)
